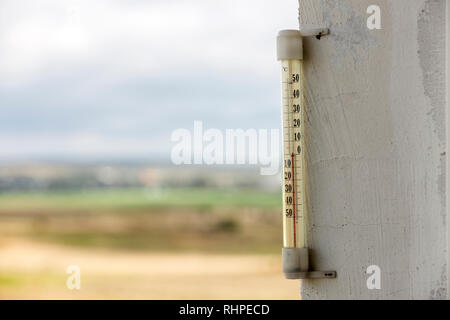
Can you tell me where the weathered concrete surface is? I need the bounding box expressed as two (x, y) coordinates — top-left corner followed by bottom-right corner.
(298, 0), (447, 299)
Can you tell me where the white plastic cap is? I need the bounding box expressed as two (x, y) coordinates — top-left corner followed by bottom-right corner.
(277, 29), (303, 61)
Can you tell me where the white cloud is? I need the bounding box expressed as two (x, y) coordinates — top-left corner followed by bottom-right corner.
(0, 0), (298, 87)
(0, 0), (299, 160)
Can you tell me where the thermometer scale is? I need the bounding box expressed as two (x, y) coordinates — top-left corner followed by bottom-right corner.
(277, 29), (336, 280)
(281, 52), (305, 250)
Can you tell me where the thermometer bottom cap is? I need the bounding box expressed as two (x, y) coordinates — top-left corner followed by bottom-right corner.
(282, 248), (337, 279)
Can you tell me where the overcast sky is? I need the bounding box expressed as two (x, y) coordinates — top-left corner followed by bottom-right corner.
(0, 0), (298, 162)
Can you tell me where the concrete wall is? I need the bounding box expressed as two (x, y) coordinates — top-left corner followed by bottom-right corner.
(299, 0), (447, 299)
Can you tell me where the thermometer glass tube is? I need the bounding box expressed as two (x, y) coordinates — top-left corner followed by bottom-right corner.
(280, 58), (307, 249)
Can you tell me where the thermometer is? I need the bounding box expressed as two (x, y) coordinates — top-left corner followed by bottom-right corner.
(279, 32), (306, 250)
(277, 29), (336, 280)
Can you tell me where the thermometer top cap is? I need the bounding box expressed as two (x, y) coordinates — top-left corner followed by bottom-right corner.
(277, 30), (303, 61)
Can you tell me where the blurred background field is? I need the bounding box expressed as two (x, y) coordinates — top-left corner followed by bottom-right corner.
(0, 164), (299, 299)
(0, 0), (300, 299)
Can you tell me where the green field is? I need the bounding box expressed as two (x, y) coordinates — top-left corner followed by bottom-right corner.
(0, 188), (294, 299)
(0, 188), (283, 253)
(0, 188), (281, 212)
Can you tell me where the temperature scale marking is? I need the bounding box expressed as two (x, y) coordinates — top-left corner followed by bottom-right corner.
(281, 59), (306, 249)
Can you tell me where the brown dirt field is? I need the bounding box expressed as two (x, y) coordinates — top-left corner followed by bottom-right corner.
(0, 240), (300, 299)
